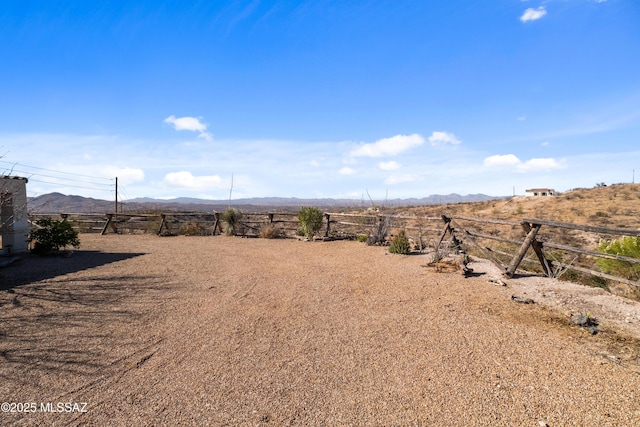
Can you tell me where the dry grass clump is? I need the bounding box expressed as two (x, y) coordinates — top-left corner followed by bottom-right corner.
(259, 224), (283, 239)
(179, 221), (207, 236)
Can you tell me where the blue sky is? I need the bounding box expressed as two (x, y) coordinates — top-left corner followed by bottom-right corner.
(1, 0), (639, 201)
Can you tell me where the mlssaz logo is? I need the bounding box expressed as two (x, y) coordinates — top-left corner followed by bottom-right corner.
(40, 402), (88, 413)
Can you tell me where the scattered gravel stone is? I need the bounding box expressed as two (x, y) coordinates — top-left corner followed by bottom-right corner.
(511, 295), (535, 304)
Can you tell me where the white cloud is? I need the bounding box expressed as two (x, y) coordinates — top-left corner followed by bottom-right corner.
(379, 161), (401, 171)
(164, 115), (213, 141)
(163, 171), (225, 190)
(517, 158), (564, 172)
(483, 154), (565, 172)
(520, 7), (547, 22)
(428, 131), (461, 147)
(517, 116), (526, 121)
(339, 167), (357, 175)
(384, 174), (416, 185)
(483, 154), (521, 167)
(350, 134), (425, 157)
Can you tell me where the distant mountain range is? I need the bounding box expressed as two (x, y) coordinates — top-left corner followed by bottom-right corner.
(28, 192), (503, 214)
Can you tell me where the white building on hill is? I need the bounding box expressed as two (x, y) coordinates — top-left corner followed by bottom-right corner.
(525, 188), (556, 197)
(1, 176), (29, 253)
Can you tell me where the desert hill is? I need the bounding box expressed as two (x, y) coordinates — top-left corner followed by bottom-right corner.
(395, 184), (640, 231)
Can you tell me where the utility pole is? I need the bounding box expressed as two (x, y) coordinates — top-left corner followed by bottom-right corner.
(228, 173), (234, 208)
(115, 177), (118, 217)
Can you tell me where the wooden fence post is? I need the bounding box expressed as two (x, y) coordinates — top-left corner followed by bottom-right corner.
(324, 213), (331, 237)
(101, 213), (118, 235)
(212, 212), (221, 235)
(447, 216), (508, 273)
(157, 214), (167, 236)
(506, 223), (542, 277)
(436, 215), (453, 257)
(101, 214), (112, 235)
(521, 221), (553, 277)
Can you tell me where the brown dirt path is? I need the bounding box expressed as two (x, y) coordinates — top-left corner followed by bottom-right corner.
(1, 234), (639, 426)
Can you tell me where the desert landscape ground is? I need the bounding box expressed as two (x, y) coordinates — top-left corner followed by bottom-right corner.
(1, 232), (639, 426)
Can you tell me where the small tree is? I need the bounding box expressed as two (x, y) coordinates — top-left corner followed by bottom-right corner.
(389, 230), (411, 255)
(596, 236), (640, 281)
(364, 189), (391, 246)
(298, 207), (324, 240)
(367, 214), (391, 246)
(28, 218), (80, 254)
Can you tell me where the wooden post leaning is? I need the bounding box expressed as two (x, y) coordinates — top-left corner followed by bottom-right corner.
(101, 213), (118, 235)
(521, 221), (553, 277)
(446, 216), (509, 274)
(157, 214), (167, 236)
(505, 222), (543, 277)
(212, 212), (221, 235)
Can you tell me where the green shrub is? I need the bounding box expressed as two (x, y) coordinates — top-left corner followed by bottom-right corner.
(357, 234), (368, 243)
(596, 236), (640, 281)
(28, 218), (80, 254)
(220, 208), (243, 236)
(389, 230), (411, 255)
(298, 207), (324, 240)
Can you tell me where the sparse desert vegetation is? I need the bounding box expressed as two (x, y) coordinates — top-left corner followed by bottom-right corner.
(30, 184), (640, 300)
(368, 184), (640, 300)
(396, 184), (640, 229)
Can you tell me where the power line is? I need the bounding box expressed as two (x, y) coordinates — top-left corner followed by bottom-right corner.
(0, 160), (113, 181)
(7, 168), (113, 187)
(28, 178), (113, 192)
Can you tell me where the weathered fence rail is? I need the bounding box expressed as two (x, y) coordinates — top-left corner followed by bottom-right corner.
(445, 215), (640, 291)
(28, 210), (640, 291)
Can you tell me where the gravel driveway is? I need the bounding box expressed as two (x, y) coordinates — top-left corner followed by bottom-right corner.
(1, 234), (639, 426)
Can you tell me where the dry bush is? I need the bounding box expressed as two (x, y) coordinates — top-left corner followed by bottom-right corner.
(259, 224), (283, 239)
(367, 214), (391, 246)
(179, 221), (206, 236)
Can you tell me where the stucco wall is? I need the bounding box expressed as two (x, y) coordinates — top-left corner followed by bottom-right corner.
(1, 177), (29, 253)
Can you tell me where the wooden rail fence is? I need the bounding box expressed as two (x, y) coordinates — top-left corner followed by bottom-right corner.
(28, 211), (640, 290)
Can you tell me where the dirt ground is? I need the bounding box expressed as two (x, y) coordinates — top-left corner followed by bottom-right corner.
(1, 234), (639, 426)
